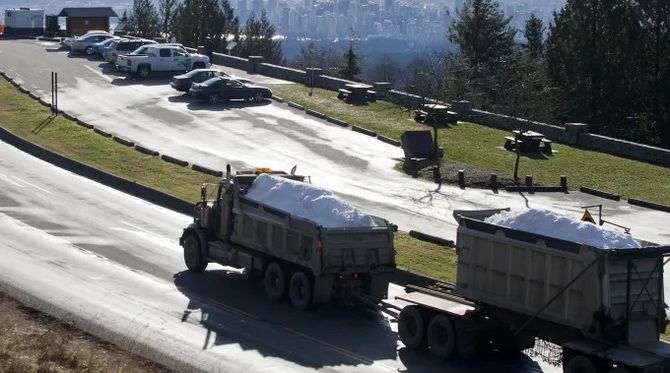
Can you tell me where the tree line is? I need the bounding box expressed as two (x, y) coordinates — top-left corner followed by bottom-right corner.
(122, 0), (283, 64)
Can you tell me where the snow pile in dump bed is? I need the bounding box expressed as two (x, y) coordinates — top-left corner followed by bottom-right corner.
(484, 208), (640, 249)
(245, 173), (380, 228)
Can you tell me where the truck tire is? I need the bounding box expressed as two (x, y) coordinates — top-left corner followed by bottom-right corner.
(427, 314), (457, 359)
(264, 263), (286, 301)
(183, 232), (208, 272)
(289, 271), (313, 310)
(398, 306), (426, 349)
(565, 355), (597, 373)
(138, 65), (151, 78)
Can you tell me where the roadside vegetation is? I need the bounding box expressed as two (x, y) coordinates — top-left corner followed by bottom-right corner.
(269, 84), (670, 205)
(0, 292), (169, 373)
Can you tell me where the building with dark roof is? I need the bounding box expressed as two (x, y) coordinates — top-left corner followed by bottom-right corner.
(58, 7), (117, 36)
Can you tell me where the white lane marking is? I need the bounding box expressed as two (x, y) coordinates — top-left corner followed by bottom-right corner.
(0, 173), (24, 187)
(83, 65), (114, 83)
(12, 176), (53, 194)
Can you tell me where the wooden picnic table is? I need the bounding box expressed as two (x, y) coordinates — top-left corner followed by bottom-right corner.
(414, 103), (458, 126)
(504, 130), (552, 153)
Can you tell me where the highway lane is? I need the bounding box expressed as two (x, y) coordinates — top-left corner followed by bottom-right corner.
(0, 140), (560, 372)
(1, 38), (669, 246)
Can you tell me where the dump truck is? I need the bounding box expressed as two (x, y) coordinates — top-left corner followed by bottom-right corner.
(397, 209), (670, 373)
(179, 166), (396, 309)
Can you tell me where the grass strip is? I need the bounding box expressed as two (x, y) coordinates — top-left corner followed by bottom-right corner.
(0, 78), (452, 282)
(269, 84), (670, 205)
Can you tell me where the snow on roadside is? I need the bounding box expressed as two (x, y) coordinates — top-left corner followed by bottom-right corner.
(245, 173), (380, 228)
(484, 208), (640, 249)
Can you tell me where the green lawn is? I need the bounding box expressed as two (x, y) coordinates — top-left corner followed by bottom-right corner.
(0, 79), (449, 282)
(270, 84), (670, 205)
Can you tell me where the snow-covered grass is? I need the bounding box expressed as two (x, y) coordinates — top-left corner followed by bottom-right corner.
(246, 174), (379, 227)
(269, 84), (670, 206)
(485, 208), (640, 249)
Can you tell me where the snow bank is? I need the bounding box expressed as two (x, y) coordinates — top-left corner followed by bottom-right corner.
(484, 208), (640, 249)
(245, 174), (380, 228)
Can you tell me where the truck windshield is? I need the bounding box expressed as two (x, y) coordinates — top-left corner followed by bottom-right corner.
(130, 46), (148, 55)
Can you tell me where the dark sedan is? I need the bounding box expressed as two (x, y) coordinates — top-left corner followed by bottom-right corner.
(189, 78), (272, 103)
(171, 69), (229, 92)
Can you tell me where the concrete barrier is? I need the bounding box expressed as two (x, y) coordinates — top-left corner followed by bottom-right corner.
(628, 198), (670, 213)
(505, 185), (565, 193)
(287, 101), (304, 111)
(305, 109), (326, 119)
(113, 136), (135, 147)
(93, 127), (112, 138)
(326, 117), (348, 127)
(62, 111), (78, 121)
(0, 126), (194, 215)
(377, 135), (401, 147)
(135, 144), (159, 156)
(408, 230), (454, 247)
(161, 154), (188, 167)
(38, 98), (51, 107)
(579, 186), (620, 201)
(271, 95), (285, 103)
(351, 125), (377, 137)
(18, 85), (28, 94)
(191, 164), (223, 177)
(28, 92), (39, 100)
(76, 119), (94, 129)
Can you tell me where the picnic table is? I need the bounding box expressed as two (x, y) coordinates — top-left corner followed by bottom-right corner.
(337, 83), (376, 104)
(504, 130), (552, 154)
(414, 103), (458, 126)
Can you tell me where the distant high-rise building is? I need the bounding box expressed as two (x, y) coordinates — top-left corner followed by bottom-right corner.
(235, 0), (248, 22)
(252, 0), (264, 16)
(384, 0), (394, 17)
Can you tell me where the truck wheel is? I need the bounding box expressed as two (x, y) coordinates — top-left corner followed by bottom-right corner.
(183, 232), (208, 272)
(264, 263), (286, 301)
(398, 306), (426, 349)
(289, 271), (313, 310)
(427, 314), (457, 359)
(138, 65), (151, 78)
(565, 355), (597, 373)
(254, 91), (264, 102)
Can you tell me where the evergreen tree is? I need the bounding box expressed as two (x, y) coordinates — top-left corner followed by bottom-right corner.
(158, 0), (178, 37)
(238, 12), (282, 64)
(127, 0), (160, 38)
(523, 13), (544, 59)
(449, 0), (515, 68)
(172, 0), (225, 49)
(339, 37), (362, 80)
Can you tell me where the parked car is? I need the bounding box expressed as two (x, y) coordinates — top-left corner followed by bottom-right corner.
(72, 34), (115, 55)
(171, 69), (230, 92)
(189, 77), (272, 103)
(62, 30), (109, 50)
(104, 38), (156, 63)
(91, 37), (121, 57)
(117, 44), (210, 78)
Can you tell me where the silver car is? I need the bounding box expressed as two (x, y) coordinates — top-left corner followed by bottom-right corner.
(71, 34), (115, 55)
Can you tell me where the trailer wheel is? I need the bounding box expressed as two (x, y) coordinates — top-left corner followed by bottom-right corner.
(289, 270), (313, 310)
(565, 355), (597, 373)
(264, 263), (287, 301)
(398, 306), (426, 349)
(427, 314), (457, 359)
(183, 232), (207, 272)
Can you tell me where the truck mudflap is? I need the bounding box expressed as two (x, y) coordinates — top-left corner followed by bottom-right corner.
(563, 339), (670, 370)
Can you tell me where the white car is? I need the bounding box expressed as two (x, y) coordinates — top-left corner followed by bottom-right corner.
(62, 30), (109, 49)
(116, 44), (211, 78)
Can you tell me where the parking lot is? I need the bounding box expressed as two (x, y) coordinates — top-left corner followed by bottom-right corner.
(1, 38), (669, 246)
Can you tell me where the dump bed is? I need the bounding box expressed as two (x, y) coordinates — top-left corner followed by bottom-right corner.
(453, 209), (670, 345)
(231, 194), (396, 277)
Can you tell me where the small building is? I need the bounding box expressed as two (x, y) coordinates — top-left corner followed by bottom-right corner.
(57, 7), (118, 37)
(4, 8), (45, 37)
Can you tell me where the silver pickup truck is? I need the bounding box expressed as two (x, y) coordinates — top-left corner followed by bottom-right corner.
(116, 44), (210, 78)
(179, 166), (397, 309)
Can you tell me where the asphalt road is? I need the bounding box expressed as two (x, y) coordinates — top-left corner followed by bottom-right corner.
(1, 39), (669, 245)
(0, 140), (558, 372)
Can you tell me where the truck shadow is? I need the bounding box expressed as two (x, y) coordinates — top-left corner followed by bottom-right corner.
(173, 269), (398, 369)
(397, 347), (548, 373)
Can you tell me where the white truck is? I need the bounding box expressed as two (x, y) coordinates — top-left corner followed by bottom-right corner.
(116, 44), (211, 78)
